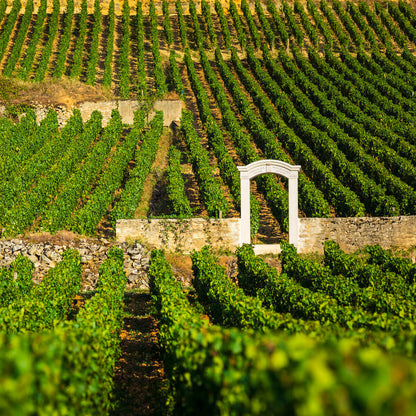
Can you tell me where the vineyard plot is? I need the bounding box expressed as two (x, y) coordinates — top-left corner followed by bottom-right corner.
(149, 244), (416, 415)
(0, 0), (416, 239)
(2, 1), (416, 413)
(0, 246), (127, 414)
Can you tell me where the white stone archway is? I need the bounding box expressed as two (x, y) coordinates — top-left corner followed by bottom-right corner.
(237, 160), (301, 247)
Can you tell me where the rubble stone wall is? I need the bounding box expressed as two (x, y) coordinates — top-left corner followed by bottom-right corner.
(0, 99), (183, 128)
(0, 239), (151, 291)
(116, 216), (416, 255)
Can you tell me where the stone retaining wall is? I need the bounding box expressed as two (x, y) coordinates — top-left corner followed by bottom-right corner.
(116, 218), (241, 253)
(78, 99), (183, 127)
(0, 99), (183, 128)
(0, 239), (151, 291)
(2, 216), (415, 292)
(298, 215), (416, 254)
(116, 216), (416, 255)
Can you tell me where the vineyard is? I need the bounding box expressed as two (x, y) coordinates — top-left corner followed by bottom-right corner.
(2, 0), (416, 413)
(2, 0), (416, 239)
(149, 242), (416, 414)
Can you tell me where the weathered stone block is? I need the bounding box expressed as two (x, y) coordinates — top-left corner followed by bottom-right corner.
(298, 216), (416, 254)
(116, 218), (241, 254)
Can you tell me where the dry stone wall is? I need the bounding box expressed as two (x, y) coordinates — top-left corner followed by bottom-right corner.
(298, 215), (416, 254)
(79, 99), (183, 127)
(116, 218), (241, 253)
(0, 104), (73, 128)
(0, 99), (183, 128)
(116, 216), (416, 255)
(0, 239), (151, 291)
(2, 215), (415, 292)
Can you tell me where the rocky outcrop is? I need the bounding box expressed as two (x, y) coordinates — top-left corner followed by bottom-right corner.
(0, 239), (150, 291)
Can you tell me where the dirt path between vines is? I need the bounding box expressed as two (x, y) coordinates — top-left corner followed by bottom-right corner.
(111, 292), (168, 416)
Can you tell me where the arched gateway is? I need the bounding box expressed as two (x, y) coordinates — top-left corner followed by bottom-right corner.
(237, 160), (301, 247)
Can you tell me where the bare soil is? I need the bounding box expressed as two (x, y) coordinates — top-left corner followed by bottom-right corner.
(111, 292), (168, 416)
(0, 76), (113, 108)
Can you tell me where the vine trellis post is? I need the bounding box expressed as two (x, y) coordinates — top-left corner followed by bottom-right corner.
(237, 160), (301, 247)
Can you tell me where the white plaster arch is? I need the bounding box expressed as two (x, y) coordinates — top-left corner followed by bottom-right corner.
(237, 160), (301, 247)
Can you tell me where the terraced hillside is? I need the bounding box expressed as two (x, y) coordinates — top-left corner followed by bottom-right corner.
(1, 0), (416, 244)
(3, 1), (416, 414)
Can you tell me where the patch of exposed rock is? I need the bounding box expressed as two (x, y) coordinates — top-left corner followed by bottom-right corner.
(0, 103), (73, 128)
(0, 238), (150, 291)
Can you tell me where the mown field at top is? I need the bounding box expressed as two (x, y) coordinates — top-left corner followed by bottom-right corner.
(6, 0), (236, 14)
(1, 0), (416, 242)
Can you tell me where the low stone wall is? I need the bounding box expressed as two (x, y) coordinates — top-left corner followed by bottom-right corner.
(0, 99), (183, 128)
(0, 239), (151, 291)
(78, 99), (183, 127)
(298, 215), (416, 254)
(2, 216), (415, 291)
(116, 216), (416, 255)
(116, 218), (241, 253)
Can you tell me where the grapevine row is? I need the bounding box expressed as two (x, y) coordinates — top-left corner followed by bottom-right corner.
(179, 109), (230, 218)
(111, 111), (163, 223)
(241, 0), (261, 49)
(0, 249), (82, 333)
(201, 0), (217, 47)
(103, 0), (115, 88)
(150, 0), (167, 97)
(136, 1), (146, 95)
(69, 110), (145, 235)
(162, 0), (173, 45)
(3, 0), (33, 77)
(0, 0), (21, 63)
(214, 0), (231, 49)
(118, 0), (131, 98)
(17, 0), (47, 80)
(0, 255), (34, 308)
(166, 145), (192, 216)
(68, 0), (88, 80)
(85, 0), (102, 85)
(229, 0), (247, 47)
(175, 0), (187, 48)
(52, 0), (74, 78)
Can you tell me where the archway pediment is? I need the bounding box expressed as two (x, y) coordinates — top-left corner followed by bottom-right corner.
(237, 159), (301, 180)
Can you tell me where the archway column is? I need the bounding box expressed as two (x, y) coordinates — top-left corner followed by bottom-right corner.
(237, 160), (301, 247)
(288, 175), (299, 246)
(239, 173), (251, 245)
